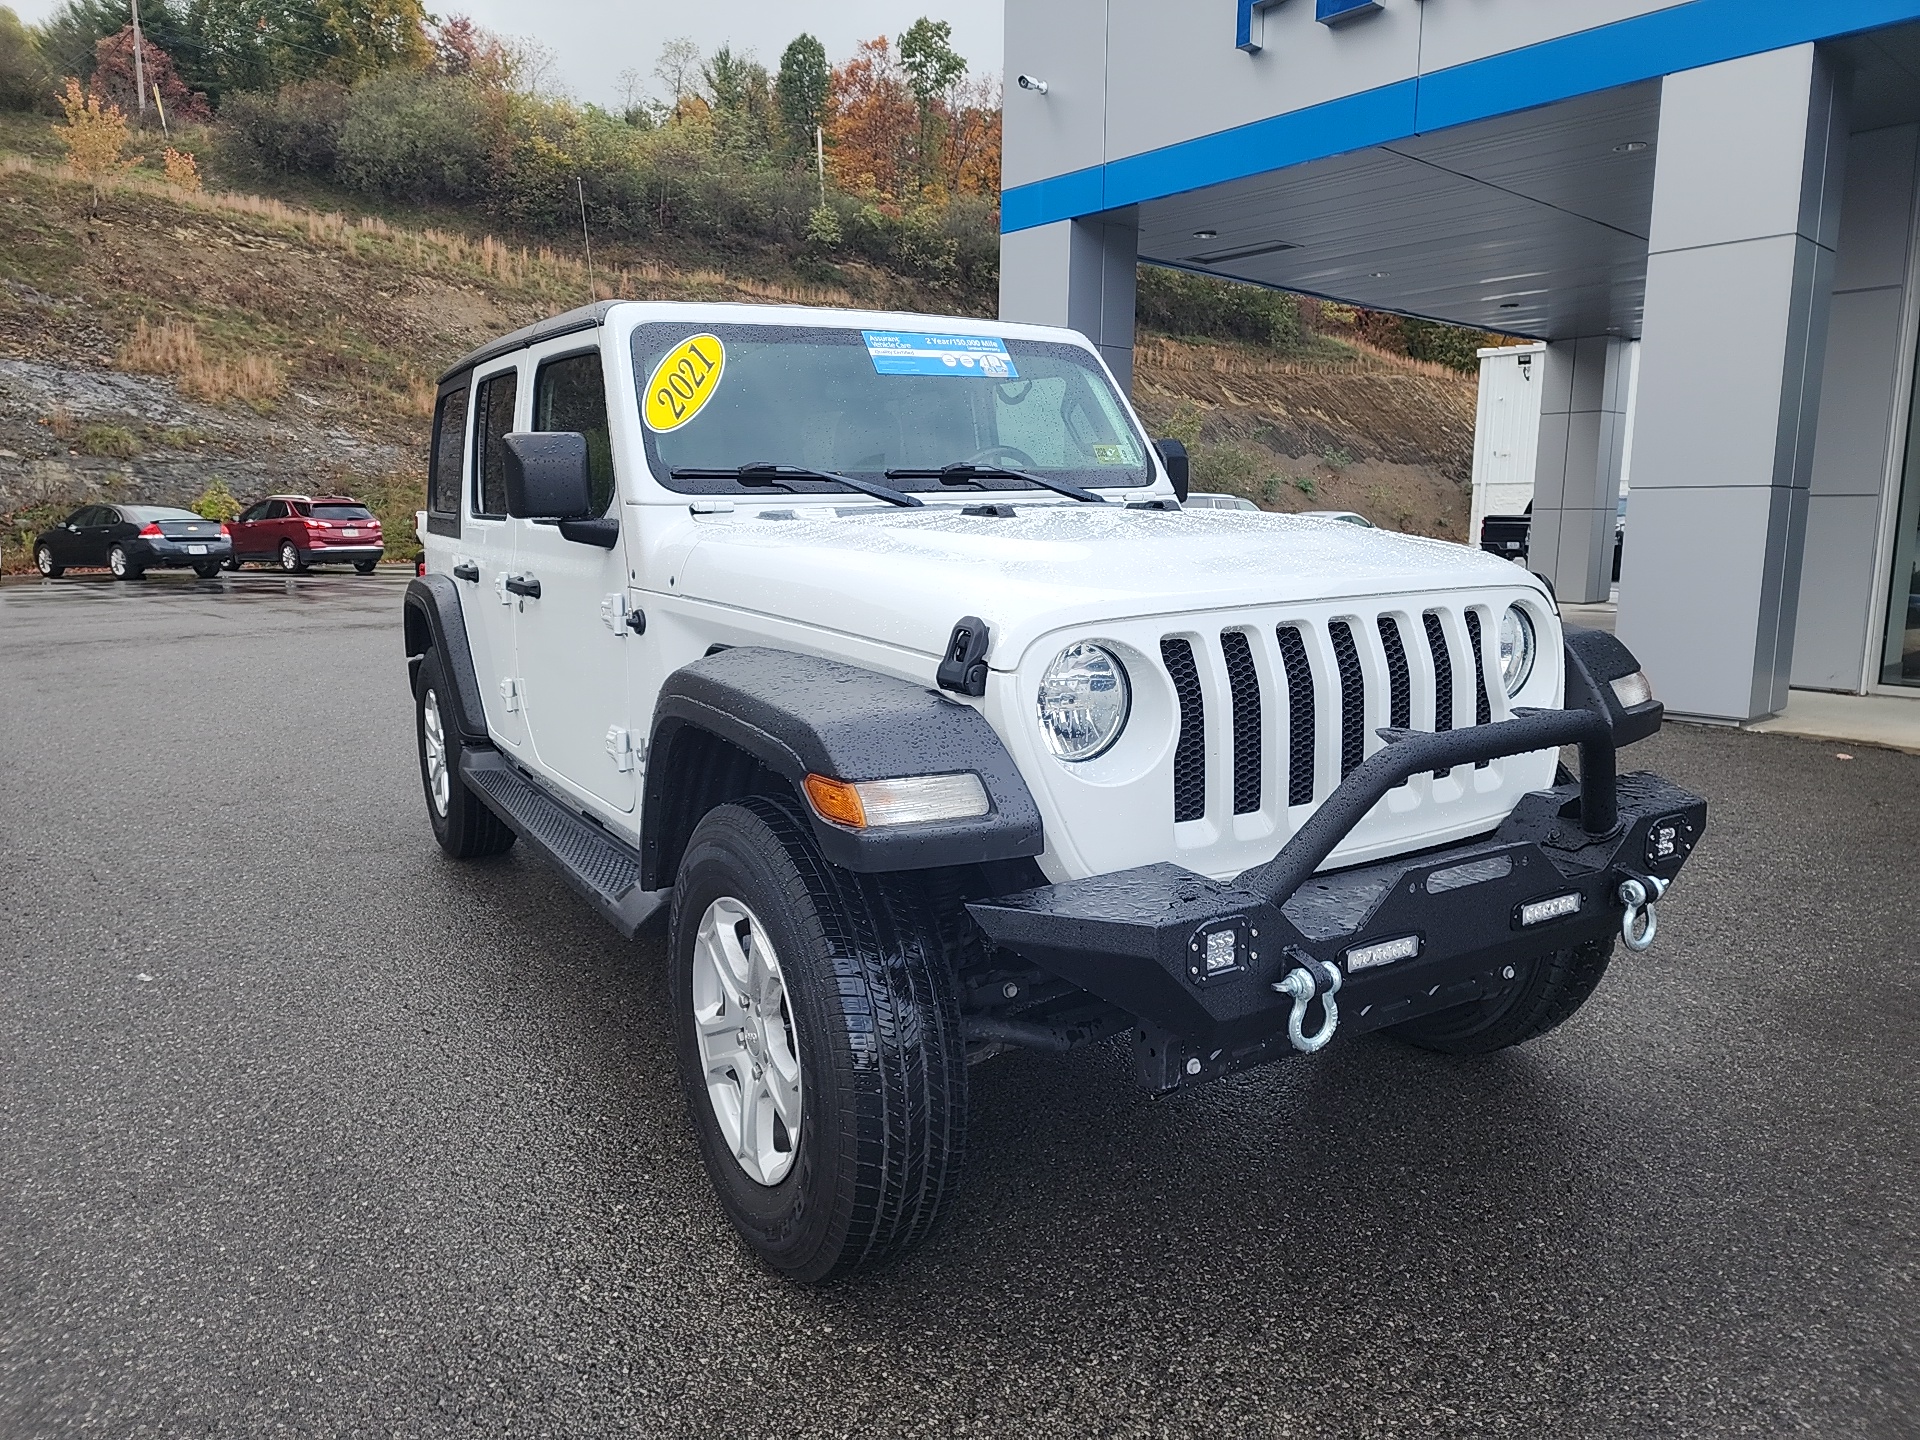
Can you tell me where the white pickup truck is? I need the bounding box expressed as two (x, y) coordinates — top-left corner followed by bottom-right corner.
(403, 301), (1704, 1281)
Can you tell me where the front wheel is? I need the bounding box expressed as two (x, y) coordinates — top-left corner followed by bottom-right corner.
(223, 554), (242, 571)
(670, 798), (968, 1282)
(354, 560), (377, 575)
(35, 546), (62, 577)
(193, 560), (221, 579)
(279, 540), (306, 573)
(108, 544), (142, 580)
(1388, 937), (1613, 1055)
(414, 649), (515, 859)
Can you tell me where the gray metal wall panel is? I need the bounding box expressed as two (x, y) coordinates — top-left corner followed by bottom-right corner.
(1794, 495), (1890, 688)
(1001, 0), (1110, 190)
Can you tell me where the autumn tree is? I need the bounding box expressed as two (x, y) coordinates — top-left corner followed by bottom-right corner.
(54, 75), (134, 207)
(90, 26), (211, 123)
(774, 33), (827, 161)
(826, 36), (916, 204)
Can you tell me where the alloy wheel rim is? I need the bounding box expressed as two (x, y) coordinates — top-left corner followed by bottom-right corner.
(109, 547), (125, 576)
(422, 689), (450, 817)
(281, 543), (296, 571)
(691, 897), (803, 1187)
(36, 548), (51, 575)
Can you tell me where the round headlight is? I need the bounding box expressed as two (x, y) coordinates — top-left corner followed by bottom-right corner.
(1036, 642), (1131, 761)
(1498, 605), (1537, 697)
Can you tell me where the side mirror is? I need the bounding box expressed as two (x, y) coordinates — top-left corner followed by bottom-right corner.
(1154, 437), (1190, 503)
(503, 432), (593, 520)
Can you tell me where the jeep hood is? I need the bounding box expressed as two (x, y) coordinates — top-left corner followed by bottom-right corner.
(672, 504), (1545, 665)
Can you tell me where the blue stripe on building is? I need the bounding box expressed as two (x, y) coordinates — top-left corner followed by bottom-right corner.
(1003, 0), (1920, 233)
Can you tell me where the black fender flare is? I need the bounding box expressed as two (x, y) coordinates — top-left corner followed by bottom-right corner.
(644, 647), (1044, 882)
(402, 575), (490, 746)
(1561, 624), (1663, 746)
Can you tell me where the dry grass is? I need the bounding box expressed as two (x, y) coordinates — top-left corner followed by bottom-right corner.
(398, 375), (436, 419)
(115, 316), (284, 408)
(42, 403), (76, 440)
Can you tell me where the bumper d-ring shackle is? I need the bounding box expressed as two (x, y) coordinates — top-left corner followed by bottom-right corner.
(1274, 956), (1342, 1054)
(1618, 875), (1670, 953)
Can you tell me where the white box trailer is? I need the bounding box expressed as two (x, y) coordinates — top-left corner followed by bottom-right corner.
(1469, 343), (1546, 550)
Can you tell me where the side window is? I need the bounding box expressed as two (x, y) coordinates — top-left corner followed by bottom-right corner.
(429, 383), (469, 517)
(473, 371), (518, 518)
(264, 500), (288, 520)
(533, 351), (615, 515)
(68, 507), (96, 527)
(238, 502), (264, 523)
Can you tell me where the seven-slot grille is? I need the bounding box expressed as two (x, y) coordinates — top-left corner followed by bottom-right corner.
(1164, 606), (1501, 824)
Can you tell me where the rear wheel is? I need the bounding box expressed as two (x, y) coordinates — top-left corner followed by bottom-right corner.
(35, 546), (62, 577)
(670, 798), (968, 1282)
(223, 554), (242, 571)
(354, 560), (377, 575)
(108, 544), (142, 580)
(1388, 937), (1613, 1055)
(414, 649), (514, 859)
(192, 560), (221, 579)
(279, 540), (306, 573)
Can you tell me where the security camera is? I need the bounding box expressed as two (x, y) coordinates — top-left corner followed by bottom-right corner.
(1017, 74), (1049, 95)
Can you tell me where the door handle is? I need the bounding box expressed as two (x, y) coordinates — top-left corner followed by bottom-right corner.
(504, 574), (541, 599)
(453, 561), (480, 582)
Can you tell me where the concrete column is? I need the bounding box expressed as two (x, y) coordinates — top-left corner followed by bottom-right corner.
(1616, 45), (1848, 722)
(1528, 337), (1631, 605)
(999, 211), (1140, 392)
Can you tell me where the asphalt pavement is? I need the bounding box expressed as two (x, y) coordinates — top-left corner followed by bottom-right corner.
(1, 569), (1915, 1438)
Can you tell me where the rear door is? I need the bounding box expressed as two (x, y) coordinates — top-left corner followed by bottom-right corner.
(510, 342), (635, 811)
(466, 362), (528, 751)
(80, 507), (122, 565)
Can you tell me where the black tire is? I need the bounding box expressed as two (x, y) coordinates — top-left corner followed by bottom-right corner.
(1388, 937), (1613, 1055)
(223, 554), (242, 571)
(279, 540), (306, 574)
(108, 544), (142, 581)
(669, 797), (968, 1282)
(35, 546), (63, 578)
(354, 560), (377, 575)
(193, 560), (221, 579)
(414, 648), (515, 860)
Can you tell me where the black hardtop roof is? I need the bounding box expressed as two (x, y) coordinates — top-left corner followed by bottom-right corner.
(438, 300), (620, 385)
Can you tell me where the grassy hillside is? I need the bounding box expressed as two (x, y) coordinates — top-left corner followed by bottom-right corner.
(0, 126), (1480, 571)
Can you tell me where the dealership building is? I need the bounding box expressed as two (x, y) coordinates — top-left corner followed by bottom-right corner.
(998, 0), (1920, 723)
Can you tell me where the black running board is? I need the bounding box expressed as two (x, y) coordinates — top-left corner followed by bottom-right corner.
(461, 749), (668, 938)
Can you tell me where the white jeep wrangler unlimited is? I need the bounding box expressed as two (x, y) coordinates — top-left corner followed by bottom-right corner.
(404, 301), (1705, 1281)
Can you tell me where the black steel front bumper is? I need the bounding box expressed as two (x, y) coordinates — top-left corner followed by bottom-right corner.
(967, 706), (1705, 1092)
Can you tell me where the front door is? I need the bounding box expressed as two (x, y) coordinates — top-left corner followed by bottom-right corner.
(511, 344), (635, 812)
(466, 362), (528, 752)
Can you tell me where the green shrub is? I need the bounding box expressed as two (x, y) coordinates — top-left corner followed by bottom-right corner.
(216, 80), (351, 177)
(191, 478), (240, 520)
(0, 6), (56, 114)
(1402, 316), (1493, 372)
(335, 72), (494, 203)
(1138, 266), (1302, 348)
(78, 423), (139, 457)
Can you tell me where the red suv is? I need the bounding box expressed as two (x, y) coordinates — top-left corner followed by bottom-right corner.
(227, 495), (385, 573)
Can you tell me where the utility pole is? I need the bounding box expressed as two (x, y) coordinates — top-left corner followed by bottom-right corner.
(130, 0), (147, 123)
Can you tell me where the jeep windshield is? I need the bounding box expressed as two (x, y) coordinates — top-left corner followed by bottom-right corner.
(631, 322), (1154, 496)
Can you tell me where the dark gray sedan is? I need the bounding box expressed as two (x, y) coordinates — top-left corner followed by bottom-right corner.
(33, 505), (232, 580)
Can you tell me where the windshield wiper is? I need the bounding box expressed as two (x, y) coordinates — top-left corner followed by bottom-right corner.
(669, 463), (923, 508)
(886, 463), (1107, 503)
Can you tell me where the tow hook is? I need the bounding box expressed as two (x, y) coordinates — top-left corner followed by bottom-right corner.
(1273, 954), (1342, 1054)
(1618, 874), (1670, 953)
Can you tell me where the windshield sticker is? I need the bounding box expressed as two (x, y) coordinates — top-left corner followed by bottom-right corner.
(863, 331), (1019, 379)
(644, 334), (727, 432)
(1092, 444), (1131, 465)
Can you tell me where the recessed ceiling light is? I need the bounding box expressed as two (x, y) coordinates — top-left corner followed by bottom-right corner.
(1193, 229), (1218, 239)
(1613, 140), (1650, 153)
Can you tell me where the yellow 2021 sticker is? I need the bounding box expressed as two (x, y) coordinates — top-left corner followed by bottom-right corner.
(644, 334), (726, 432)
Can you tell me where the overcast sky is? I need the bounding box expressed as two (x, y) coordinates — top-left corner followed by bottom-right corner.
(10, 0), (1005, 110)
